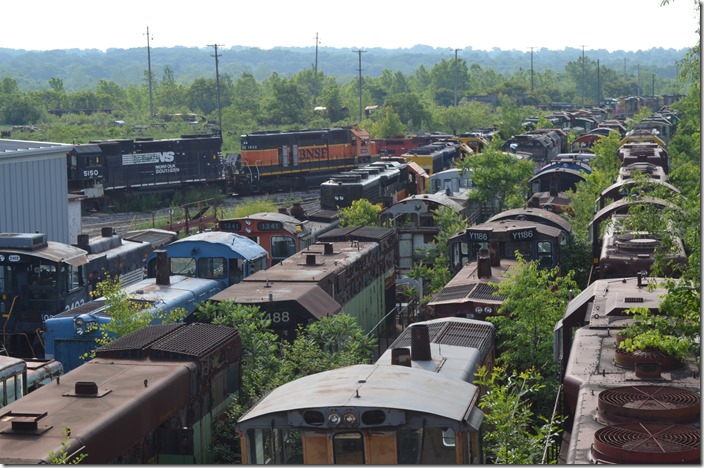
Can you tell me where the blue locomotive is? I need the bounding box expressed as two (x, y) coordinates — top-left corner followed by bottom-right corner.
(0, 228), (174, 359)
(42, 232), (267, 372)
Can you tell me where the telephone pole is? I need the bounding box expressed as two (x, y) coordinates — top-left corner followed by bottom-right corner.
(453, 48), (460, 106)
(313, 33), (320, 106)
(208, 44), (224, 133)
(144, 27), (154, 117)
(529, 47), (535, 93)
(354, 49), (366, 122)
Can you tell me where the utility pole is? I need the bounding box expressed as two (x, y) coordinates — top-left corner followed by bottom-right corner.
(581, 45), (585, 108)
(453, 48), (460, 106)
(208, 44), (224, 133)
(530, 47), (535, 93)
(354, 49), (366, 122)
(144, 27), (154, 117)
(313, 33), (320, 106)
(596, 59), (601, 106)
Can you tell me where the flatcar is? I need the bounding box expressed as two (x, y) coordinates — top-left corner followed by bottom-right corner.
(554, 276), (700, 464)
(67, 133), (224, 208)
(145, 231), (267, 288)
(43, 250), (226, 372)
(228, 127), (372, 195)
(320, 157), (428, 211)
(0, 356), (63, 408)
(218, 210), (340, 267)
(0, 228), (174, 359)
(236, 317), (495, 464)
(0, 322), (242, 464)
(208, 238), (392, 341)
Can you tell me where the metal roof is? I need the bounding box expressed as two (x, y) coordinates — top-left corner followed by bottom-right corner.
(238, 364), (480, 426)
(210, 282), (342, 319)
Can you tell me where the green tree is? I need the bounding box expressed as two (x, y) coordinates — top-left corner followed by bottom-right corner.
(370, 105), (405, 138)
(81, 277), (187, 361)
(458, 137), (534, 213)
(339, 198), (381, 227)
(475, 365), (563, 465)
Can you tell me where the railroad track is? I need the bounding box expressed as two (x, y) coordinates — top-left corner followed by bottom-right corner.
(80, 192), (323, 238)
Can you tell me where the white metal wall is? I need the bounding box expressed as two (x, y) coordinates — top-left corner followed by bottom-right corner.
(0, 143), (72, 243)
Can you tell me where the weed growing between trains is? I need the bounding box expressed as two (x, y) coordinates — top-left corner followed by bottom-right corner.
(194, 301), (377, 463)
(47, 427), (87, 464)
(474, 365), (564, 464)
(79, 277), (187, 362)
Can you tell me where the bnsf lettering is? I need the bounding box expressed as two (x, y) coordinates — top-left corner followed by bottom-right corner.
(511, 230), (534, 240)
(467, 232), (489, 241)
(298, 147), (328, 161)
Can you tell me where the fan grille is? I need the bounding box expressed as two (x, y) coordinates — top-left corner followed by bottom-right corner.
(592, 422), (700, 464)
(598, 386), (700, 424)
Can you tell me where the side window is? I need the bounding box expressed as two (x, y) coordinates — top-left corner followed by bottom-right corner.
(538, 241), (553, 268)
(197, 257), (226, 279)
(170, 257), (196, 277)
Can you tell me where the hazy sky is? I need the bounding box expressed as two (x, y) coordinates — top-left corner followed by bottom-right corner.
(2, 0), (700, 52)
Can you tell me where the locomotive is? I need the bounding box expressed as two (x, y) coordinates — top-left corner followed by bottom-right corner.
(67, 133), (224, 207)
(227, 127), (372, 195)
(236, 317), (495, 464)
(0, 228), (174, 359)
(0, 322), (242, 464)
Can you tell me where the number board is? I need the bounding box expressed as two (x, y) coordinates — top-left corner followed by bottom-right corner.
(219, 221), (242, 232)
(509, 227), (536, 241)
(465, 230), (490, 242)
(258, 221), (284, 232)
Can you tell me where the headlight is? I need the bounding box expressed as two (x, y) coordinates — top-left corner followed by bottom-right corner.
(484, 306), (493, 314)
(74, 317), (84, 326)
(328, 412), (341, 426)
(475, 306), (483, 314)
(343, 412), (357, 425)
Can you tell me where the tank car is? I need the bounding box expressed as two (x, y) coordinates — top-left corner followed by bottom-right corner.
(0, 229), (170, 359)
(237, 317), (495, 464)
(0, 322), (241, 464)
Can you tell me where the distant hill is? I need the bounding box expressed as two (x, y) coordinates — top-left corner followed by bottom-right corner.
(0, 45), (686, 92)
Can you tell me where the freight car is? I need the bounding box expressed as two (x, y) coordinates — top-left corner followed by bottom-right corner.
(218, 210), (341, 267)
(228, 127), (372, 195)
(144, 231), (267, 287)
(0, 356), (63, 408)
(67, 133), (224, 207)
(236, 317), (495, 464)
(320, 157), (428, 211)
(208, 238), (393, 341)
(0, 229), (174, 359)
(42, 250), (226, 373)
(0, 322), (242, 464)
(553, 275), (700, 464)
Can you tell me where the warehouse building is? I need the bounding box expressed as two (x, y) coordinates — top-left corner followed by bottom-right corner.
(0, 139), (76, 243)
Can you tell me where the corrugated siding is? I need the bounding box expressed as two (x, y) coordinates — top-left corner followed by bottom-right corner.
(0, 150), (70, 243)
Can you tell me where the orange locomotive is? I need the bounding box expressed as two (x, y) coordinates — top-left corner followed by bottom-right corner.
(229, 127), (373, 194)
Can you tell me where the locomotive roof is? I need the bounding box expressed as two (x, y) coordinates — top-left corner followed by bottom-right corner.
(428, 260), (515, 307)
(556, 276), (671, 333)
(243, 241), (378, 282)
(486, 207), (573, 234)
(381, 193), (463, 215)
(151, 231), (267, 260)
(209, 282), (342, 318)
(0, 240), (88, 266)
(237, 363), (483, 429)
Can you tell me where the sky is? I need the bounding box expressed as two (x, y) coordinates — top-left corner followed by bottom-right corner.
(1, 0), (700, 53)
